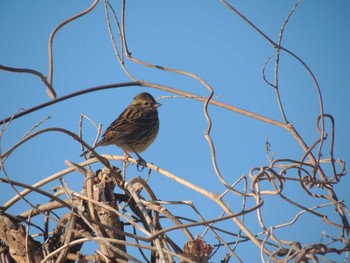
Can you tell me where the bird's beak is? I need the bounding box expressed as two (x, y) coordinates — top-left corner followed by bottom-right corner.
(154, 102), (161, 108)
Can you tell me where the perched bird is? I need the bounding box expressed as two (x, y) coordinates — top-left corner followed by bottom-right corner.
(82, 92), (161, 165)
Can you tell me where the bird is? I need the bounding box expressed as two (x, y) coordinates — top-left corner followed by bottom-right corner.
(81, 92), (161, 166)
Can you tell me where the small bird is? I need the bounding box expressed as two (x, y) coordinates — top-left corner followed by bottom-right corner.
(82, 92), (161, 165)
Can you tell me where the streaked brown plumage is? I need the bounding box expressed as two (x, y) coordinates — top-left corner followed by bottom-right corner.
(82, 92), (160, 163)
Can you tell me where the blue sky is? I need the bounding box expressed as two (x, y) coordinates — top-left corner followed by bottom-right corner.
(1, 0), (350, 262)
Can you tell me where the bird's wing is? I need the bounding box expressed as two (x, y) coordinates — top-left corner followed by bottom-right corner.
(98, 107), (142, 145)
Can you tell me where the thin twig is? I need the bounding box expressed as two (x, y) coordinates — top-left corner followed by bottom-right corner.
(0, 64), (56, 99)
(0, 81), (141, 125)
(47, 0), (99, 85)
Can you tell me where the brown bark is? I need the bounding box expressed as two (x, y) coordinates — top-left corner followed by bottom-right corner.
(0, 213), (43, 263)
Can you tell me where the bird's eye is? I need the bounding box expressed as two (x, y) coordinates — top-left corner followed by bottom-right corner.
(144, 102), (150, 106)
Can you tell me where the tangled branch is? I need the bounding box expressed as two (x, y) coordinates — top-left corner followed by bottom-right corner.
(0, 1), (347, 262)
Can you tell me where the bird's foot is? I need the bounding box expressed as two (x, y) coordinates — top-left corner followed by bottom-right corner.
(123, 150), (147, 171)
(136, 158), (147, 172)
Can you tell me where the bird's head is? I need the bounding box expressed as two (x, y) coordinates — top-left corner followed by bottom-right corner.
(131, 92), (161, 110)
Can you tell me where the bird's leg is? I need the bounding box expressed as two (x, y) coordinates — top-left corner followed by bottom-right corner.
(123, 150), (132, 162)
(121, 151), (132, 178)
(129, 146), (147, 171)
(123, 150), (146, 168)
(123, 151), (134, 169)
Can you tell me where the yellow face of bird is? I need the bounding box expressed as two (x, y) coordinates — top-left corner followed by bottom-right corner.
(131, 92), (161, 109)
